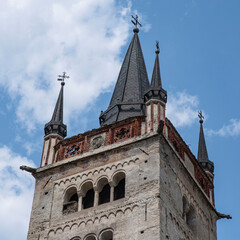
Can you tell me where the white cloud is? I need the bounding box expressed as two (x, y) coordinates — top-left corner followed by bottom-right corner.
(0, 0), (133, 131)
(166, 91), (200, 127)
(207, 119), (240, 137)
(0, 146), (36, 240)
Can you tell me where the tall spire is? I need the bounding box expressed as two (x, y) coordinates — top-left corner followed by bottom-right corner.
(197, 111), (214, 173)
(44, 73), (68, 138)
(99, 16), (150, 126)
(151, 41), (162, 88)
(144, 41), (167, 102)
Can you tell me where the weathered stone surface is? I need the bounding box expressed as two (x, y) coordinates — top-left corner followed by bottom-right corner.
(28, 131), (218, 240)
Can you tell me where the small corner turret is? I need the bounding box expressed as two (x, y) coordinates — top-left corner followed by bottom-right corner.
(197, 111), (214, 176)
(144, 41), (167, 133)
(41, 72), (68, 167)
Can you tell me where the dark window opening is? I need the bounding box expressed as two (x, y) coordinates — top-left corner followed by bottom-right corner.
(63, 191), (78, 215)
(82, 188), (94, 209)
(100, 230), (113, 240)
(186, 206), (196, 232)
(70, 193), (78, 202)
(114, 178), (125, 200)
(99, 184), (110, 205)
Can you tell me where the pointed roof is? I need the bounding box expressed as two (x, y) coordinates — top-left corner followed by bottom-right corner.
(197, 120), (209, 163)
(197, 116), (214, 173)
(44, 82), (67, 138)
(99, 28), (150, 126)
(144, 44), (167, 103)
(51, 83), (64, 122)
(150, 48), (162, 88)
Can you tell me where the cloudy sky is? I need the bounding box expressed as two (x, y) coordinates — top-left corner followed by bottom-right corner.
(0, 0), (239, 239)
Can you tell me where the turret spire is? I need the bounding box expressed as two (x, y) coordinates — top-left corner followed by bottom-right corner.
(150, 41), (162, 88)
(44, 72), (68, 138)
(99, 16), (149, 126)
(144, 41), (167, 102)
(197, 111), (214, 173)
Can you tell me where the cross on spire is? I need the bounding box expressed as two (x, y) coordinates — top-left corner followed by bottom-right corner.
(131, 15), (142, 28)
(58, 72), (69, 86)
(156, 41), (159, 50)
(198, 110), (204, 123)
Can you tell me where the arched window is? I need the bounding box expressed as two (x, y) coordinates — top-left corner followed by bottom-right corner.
(182, 196), (189, 220)
(84, 234), (97, 240)
(186, 205), (196, 232)
(97, 178), (110, 205)
(81, 181), (94, 209)
(112, 172), (125, 200)
(99, 229), (113, 240)
(63, 186), (78, 214)
(71, 237), (80, 240)
(182, 196), (196, 232)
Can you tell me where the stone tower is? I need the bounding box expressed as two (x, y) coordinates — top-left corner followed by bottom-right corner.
(25, 24), (229, 240)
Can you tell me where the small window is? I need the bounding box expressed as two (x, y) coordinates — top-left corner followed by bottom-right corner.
(114, 178), (125, 200)
(84, 235), (97, 240)
(63, 187), (78, 215)
(81, 181), (95, 210)
(186, 205), (196, 232)
(83, 188), (94, 209)
(113, 172), (126, 201)
(182, 196), (189, 220)
(97, 177), (110, 205)
(99, 229), (113, 240)
(99, 183), (110, 205)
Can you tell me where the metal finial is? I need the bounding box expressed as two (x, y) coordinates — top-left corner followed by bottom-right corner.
(198, 110), (204, 123)
(131, 15), (142, 29)
(155, 40), (160, 54)
(58, 72), (69, 86)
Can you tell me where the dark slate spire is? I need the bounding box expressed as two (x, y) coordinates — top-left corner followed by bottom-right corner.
(197, 111), (214, 173)
(151, 42), (162, 88)
(44, 74), (68, 138)
(144, 42), (167, 103)
(99, 23), (150, 126)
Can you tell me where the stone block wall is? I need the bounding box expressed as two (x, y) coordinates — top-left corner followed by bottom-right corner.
(28, 134), (162, 240)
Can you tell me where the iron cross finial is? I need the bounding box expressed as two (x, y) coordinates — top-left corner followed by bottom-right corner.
(198, 110), (204, 123)
(58, 72), (69, 86)
(131, 15), (142, 28)
(155, 40), (160, 54)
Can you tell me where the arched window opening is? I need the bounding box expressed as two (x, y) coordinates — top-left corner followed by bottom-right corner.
(186, 205), (196, 232)
(99, 230), (113, 240)
(182, 196), (189, 220)
(81, 181), (94, 210)
(83, 188), (94, 209)
(99, 184), (110, 205)
(97, 178), (110, 205)
(71, 237), (80, 240)
(113, 172), (126, 201)
(84, 235), (97, 240)
(63, 187), (78, 215)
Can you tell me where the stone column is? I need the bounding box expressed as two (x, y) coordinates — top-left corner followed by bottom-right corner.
(94, 187), (99, 207)
(77, 191), (83, 211)
(110, 182), (114, 202)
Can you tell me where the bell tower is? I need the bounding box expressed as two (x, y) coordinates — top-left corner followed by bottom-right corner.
(26, 16), (230, 240)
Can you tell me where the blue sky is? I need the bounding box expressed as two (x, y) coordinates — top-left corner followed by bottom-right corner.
(0, 0), (239, 239)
